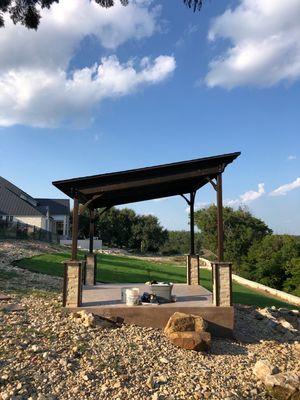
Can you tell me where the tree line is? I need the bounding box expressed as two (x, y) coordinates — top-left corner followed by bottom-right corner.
(78, 207), (168, 254)
(74, 204), (300, 296)
(77, 207), (201, 255)
(194, 205), (300, 297)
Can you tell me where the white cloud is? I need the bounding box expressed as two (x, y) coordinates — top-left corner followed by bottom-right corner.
(205, 0), (300, 88)
(153, 197), (168, 202)
(0, 0), (175, 127)
(288, 155), (297, 160)
(225, 183), (265, 206)
(0, 55), (175, 127)
(185, 201), (212, 213)
(270, 177), (300, 196)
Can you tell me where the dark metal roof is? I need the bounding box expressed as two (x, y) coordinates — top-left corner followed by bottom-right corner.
(0, 176), (70, 217)
(0, 176), (43, 216)
(52, 152), (241, 209)
(35, 198), (70, 216)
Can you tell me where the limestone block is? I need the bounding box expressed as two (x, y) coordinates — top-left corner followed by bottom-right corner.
(164, 312), (207, 335)
(186, 254), (200, 285)
(265, 372), (300, 400)
(63, 261), (83, 308)
(85, 254), (97, 286)
(168, 331), (211, 351)
(212, 262), (233, 307)
(253, 360), (279, 382)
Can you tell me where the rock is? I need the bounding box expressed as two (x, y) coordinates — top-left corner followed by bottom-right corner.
(265, 372), (300, 400)
(152, 394), (161, 400)
(159, 357), (169, 364)
(70, 310), (116, 329)
(1, 240), (300, 400)
(253, 360), (280, 382)
(279, 319), (297, 332)
(254, 311), (264, 320)
(71, 310), (96, 328)
(168, 331), (211, 352)
(157, 375), (168, 384)
(146, 373), (155, 389)
(31, 345), (39, 353)
(164, 312), (207, 335)
(164, 312), (210, 352)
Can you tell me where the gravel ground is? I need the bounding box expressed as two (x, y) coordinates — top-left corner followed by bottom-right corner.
(0, 240), (299, 400)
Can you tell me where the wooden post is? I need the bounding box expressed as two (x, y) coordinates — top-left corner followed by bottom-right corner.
(89, 209), (95, 254)
(190, 191), (195, 255)
(216, 174), (224, 262)
(71, 194), (79, 261)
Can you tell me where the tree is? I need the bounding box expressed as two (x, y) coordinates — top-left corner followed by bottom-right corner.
(195, 205), (272, 267)
(130, 214), (168, 253)
(75, 206), (168, 253)
(284, 257), (300, 296)
(96, 207), (137, 248)
(160, 230), (202, 255)
(0, 0), (204, 30)
(240, 235), (300, 291)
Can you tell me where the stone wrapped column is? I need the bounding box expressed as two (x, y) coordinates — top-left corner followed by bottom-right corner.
(212, 262), (233, 306)
(63, 260), (84, 307)
(85, 254), (97, 286)
(186, 254), (200, 285)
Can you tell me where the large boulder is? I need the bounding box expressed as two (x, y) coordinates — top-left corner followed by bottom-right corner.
(164, 312), (210, 352)
(253, 360), (300, 400)
(168, 331), (211, 352)
(164, 312), (207, 336)
(265, 372), (300, 400)
(253, 360), (279, 382)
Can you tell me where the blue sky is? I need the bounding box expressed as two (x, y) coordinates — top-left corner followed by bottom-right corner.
(0, 0), (299, 233)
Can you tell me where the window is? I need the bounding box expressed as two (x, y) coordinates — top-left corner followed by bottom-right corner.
(55, 221), (64, 235)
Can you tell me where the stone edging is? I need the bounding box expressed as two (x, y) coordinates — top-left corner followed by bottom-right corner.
(199, 258), (300, 307)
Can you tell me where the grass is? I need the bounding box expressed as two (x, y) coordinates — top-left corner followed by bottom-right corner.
(14, 251), (299, 309)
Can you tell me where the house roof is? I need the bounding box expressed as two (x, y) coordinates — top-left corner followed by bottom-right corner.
(53, 152), (241, 209)
(35, 198), (70, 215)
(0, 176), (70, 217)
(0, 176), (44, 216)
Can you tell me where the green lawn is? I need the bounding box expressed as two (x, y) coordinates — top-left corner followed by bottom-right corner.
(14, 251), (298, 309)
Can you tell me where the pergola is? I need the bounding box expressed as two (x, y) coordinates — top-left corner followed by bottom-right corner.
(53, 152), (240, 323)
(53, 151), (240, 261)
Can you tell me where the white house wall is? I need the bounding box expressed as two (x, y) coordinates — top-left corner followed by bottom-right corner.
(14, 216), (45, 229)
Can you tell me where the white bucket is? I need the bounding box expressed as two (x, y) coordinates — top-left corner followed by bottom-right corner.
(125, 288), (140, 306)
(121, 287), (131, 303)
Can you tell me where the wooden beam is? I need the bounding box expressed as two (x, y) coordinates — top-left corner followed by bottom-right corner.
(71, 194), (79, 261)
(208, 178), (217, 191)
(79, 166), (221, 196)
(180, 194), (191, 205)
(216, 174), (224, 262)
(79, 194), (103, 215)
